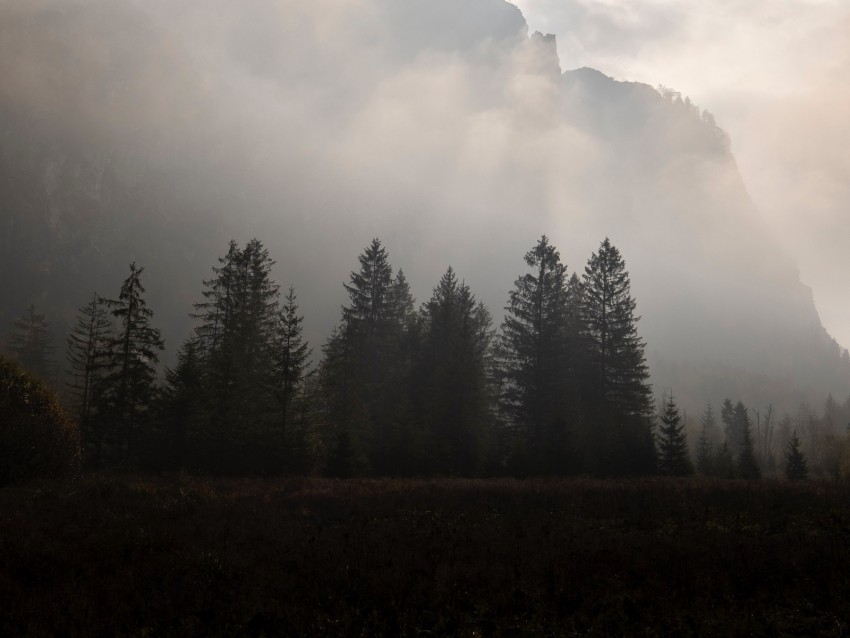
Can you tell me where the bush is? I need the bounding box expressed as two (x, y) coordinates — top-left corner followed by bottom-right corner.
(0, 356), (81, 485)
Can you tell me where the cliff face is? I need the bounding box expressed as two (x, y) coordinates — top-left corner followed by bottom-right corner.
(554, 66), (849, 409)
(1, 0), (847, 411)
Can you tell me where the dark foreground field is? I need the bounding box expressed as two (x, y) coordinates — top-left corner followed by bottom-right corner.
(2, 476), (850, 637)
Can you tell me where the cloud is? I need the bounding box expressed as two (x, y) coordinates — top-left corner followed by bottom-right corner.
(1, 0), (846, 408)
(512, 0), (850, 347)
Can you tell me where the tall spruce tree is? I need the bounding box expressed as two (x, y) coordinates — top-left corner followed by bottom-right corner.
(191, 239), (280, 472)
(390, 269), (415, 328)
(498, 236), (576, 473)
(276, 286), (311, 444)
(735, 401), (761, 479)
(156, 339), (203, 470)
(320, 238), (412, 474)
(342, 238), (395, 336)
(8, 304), (55, 383)
(66, 293), (112, 466)
(99, 263), (164, 465)
(579, 238), (653, 417)
(784, 429), (808, 481)
(720, 398), (741, 456)
(579, 238), (654, 474)
(656, 393), (693, 476)
(417, 267), (494, 475)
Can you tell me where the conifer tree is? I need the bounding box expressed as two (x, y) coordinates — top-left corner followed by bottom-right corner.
(498, 236), (576, 473)
(193, 240), (240, 364)
(99, 263), (164, 464)
(191, 239), (280, 472)
(695, 402), (717, 475)
(66, 293), (112, 466)
(656, 393), (693, 476)
(276, 286), (311, 439)
(390, 269), (415, 328)
(735, 402), (761, 479)
(721, 398), (742, 456)
(320, 239), (412, 474)
(417, 267), (494, 474)
(319, 326), (360, 474)
(156, 339), (203, 470)
(579, 239), (652, 416)
(8, 304), (55, 383)
(342, 238), (395, 335)
(579, 238), (654, 474)
(784, 429), (808, 481)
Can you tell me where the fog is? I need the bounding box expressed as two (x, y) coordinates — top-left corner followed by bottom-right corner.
(513, 0), (850, 349)
(1, 0), (848, 411)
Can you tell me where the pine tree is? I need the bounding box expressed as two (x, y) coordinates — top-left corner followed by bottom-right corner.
(193, 240), (240, 363)
(735, 402), (761, 479)
(720, 398), (741, 456)
(695, 402), (716, 475)
(342, 238), (395, 336)
(191, 239), (280, 472)
(8, 304), (55, 383)
(498, 236), (576, 473)
(65, 293), (112, 466)
(99, 263), (164, 465)
(656, 393), (693, 476)
(276, 286), (311, 444)
(320, 238), (411, 475)
(417, 267), (494, 475)
(579, 238), (654, 474)
(784, 429), (808, 481)
(390, 269), (415, 328)
(156, 339), (203, 469)
(579, 238), (653, 418)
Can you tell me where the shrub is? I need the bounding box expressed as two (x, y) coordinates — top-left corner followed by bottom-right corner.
(0, 355), (81, 485)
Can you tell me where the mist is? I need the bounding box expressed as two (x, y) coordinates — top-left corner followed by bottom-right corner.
(513, 0), (850, 349)
(1, 0), (848, 414)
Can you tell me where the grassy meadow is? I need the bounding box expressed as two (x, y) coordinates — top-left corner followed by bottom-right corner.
(2, 475), (849, 636)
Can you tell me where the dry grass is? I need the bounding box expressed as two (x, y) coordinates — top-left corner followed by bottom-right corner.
(2, 475), (849, 636)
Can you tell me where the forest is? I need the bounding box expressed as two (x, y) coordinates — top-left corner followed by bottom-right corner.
(4, 235), (850, 634)
(3, 234), (849, 485)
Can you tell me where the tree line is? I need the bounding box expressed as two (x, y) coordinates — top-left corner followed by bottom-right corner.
(5, 236), (848, 479)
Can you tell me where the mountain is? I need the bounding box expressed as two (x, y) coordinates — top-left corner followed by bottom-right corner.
(1, 0), (847, 415)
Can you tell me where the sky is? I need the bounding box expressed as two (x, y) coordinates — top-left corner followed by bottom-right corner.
(512, 0), (850, 348)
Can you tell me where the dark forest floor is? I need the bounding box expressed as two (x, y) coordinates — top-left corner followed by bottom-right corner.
(2, 475), (850, 637)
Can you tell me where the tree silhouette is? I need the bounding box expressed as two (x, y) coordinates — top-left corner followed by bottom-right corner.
(695, 402), (716, 475)
(320, 239), (413, 475)
(66, 293), (112, 466)
(99, 263), (164, 465)
(276, 286), (312, 451)
(721, 398), (744, 458)
(735, 401), (761, 479)
(784, 430), (808, 481)
(192, 239), (280, 472)
(656, 393), (693, 476)
(156, 339), (204, 470)
(417, 267), (494, 475)
(498, 236), (576, 473)
(579, 238), (652, 418)
(579, 238), (654, 474)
